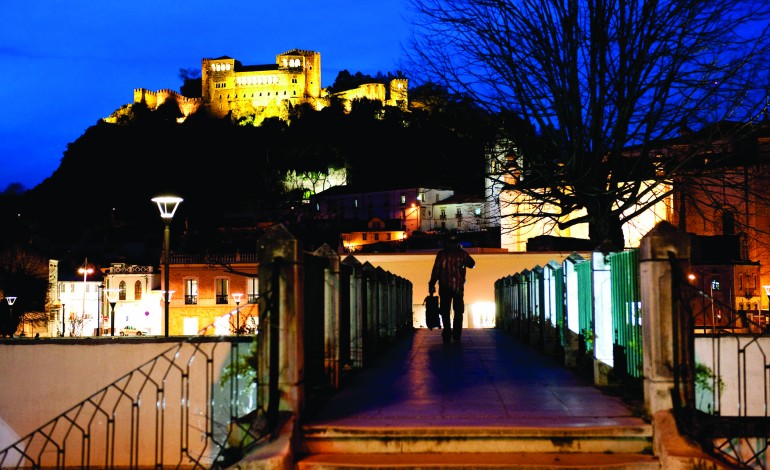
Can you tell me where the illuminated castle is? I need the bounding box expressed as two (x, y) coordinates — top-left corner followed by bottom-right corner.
(120, 49), (408, 124)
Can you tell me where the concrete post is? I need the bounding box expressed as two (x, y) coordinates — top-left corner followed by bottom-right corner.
(342, 256), (364, 368)
(639, 221), (691, 416)
(312, 244), (341, 389)
(257, 224), (305, 416)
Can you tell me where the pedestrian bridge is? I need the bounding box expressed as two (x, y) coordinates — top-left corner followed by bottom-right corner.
(0, 223), (754, 468)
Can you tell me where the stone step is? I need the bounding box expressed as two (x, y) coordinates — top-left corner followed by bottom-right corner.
(295, 452), (660, 469)
(300, 422), (654, 455)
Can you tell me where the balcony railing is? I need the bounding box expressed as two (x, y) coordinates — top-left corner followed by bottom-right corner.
(185, 295), (198, 305)
(216, 295), (228, 304)
(169, 253), (258, 264)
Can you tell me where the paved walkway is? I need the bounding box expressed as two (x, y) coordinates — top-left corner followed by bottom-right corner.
(304, 327), (646, 429)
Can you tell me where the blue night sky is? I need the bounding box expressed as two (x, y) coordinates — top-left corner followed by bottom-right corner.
(0, 1), (413, 191)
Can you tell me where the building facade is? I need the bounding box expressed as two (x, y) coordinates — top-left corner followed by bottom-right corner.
(118, 49), (408, 124)
(166, 253), (259, 336)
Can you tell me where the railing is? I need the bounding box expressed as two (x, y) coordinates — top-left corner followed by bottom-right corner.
(185, 295), (198, 305)
(670, 256), (770, 469)
(495, 244), (770, 469)
(0, 331), (263, 469)
(169, 253), (259, 264)
(0, 226), (412, 469)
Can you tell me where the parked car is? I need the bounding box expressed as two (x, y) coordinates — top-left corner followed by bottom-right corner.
(119, 326), (147, 336)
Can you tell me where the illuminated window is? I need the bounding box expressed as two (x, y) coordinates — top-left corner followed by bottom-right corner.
(216, 278), (229, 304)
(474, 207), (481, 216)
(401, 195), (406, 204)
(134, 280), (142, 300)
(354, 199), (358, 208)
(418, 192), (425, 201)
(362, 233), (367, 241)
(119, 281), (127, 301)
(185, 279), (198, 305)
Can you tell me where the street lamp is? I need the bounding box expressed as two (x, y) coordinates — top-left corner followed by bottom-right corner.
(105, 288), (120, 336)
(78, 259), (95, 336)
(5, 296), (17, 338)
(232, 292), (243, 335)
(152, 194), (182, 338)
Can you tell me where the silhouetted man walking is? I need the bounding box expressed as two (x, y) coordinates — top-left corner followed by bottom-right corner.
(429, 235), (475, 344)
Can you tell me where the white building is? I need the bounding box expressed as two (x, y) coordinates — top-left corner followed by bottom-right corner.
(52, 262), (162, 337)
(102, 263), (162, 336)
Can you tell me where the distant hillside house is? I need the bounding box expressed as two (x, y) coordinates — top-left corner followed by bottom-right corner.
(110, 49), (408, 124)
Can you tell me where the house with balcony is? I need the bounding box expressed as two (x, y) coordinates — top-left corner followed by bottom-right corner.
(166, 252), (259, 336)
(101, 263), (161, 336)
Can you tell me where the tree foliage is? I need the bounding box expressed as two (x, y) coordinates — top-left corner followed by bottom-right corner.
(405, 0), (770, 249)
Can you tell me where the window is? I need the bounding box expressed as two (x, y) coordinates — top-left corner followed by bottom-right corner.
(86, 284), (90, 293)
(134, 280), (142, 300)
(474, 207), (482, 216)
(440, 208), (447, 219)
(456, 208), (462, 216)
(60, 284), (65, 293)
(362, 233), (368, 241)
(418, 192), (425, 201)
(216, 278), (229, 304)
(401, 194), (406, 204)
(185, 279), (198, 305)
(387, 233), (392, 240)
(374, 233), (380, 241)
(354, 199), (358, 208)
(71, 284), (75, 293)
(119, 281), (127, 301)
(247, 277), (259, 304)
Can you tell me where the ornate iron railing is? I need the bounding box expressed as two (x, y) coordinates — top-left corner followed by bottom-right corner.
(671, 257), (770, 469)
(0, 264), (283, 469)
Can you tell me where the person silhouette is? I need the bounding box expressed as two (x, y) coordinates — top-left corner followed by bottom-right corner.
(428, 235), (475, 344)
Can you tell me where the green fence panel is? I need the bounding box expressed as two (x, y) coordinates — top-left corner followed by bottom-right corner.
(609, 249), (643, 379)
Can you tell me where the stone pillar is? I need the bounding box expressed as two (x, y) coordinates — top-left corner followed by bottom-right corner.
(342, 256), (364, 368)
(313, 244), (341, 389)
(639, 221), (690, 416)
(257, 224), (304, 416)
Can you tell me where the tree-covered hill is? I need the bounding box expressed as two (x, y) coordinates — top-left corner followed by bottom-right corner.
(3, 83), (491, 272)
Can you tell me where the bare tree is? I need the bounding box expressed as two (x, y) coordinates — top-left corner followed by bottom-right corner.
(404, 0), (770, 249)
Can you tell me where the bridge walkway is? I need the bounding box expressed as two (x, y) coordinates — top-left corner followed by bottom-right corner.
(294, 327), (656, 469)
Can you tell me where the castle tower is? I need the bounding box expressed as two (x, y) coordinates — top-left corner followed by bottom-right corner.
(276, 50), (321, 99)
(201, 57), (238, 118)
(389, 79), (409, 109)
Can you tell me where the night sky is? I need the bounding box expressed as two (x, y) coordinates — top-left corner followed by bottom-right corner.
(0, 1), (413, 191)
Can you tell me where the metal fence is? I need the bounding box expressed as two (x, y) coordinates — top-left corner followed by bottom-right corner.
(495, 247), (770, 469)
(0, 240), (411, 469)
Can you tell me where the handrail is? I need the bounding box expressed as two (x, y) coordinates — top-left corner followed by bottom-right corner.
(0, 302), (275, 469)
(670, 256), (770, 469)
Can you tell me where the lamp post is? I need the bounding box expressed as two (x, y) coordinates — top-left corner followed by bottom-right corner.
(152, 195), (183, 338)
(6, 296), (17, 338)
(78, 259), (95, 335)
(61, 303), (65, 337)
(232, 292), (243, 335)
(105, 288), (120, 336)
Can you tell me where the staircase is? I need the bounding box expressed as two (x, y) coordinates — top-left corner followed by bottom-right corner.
(296, 420), (658, 469)
(288, 329), (659, 469)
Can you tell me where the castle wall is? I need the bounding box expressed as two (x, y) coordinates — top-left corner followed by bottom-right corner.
(131, 50), (406, 122)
